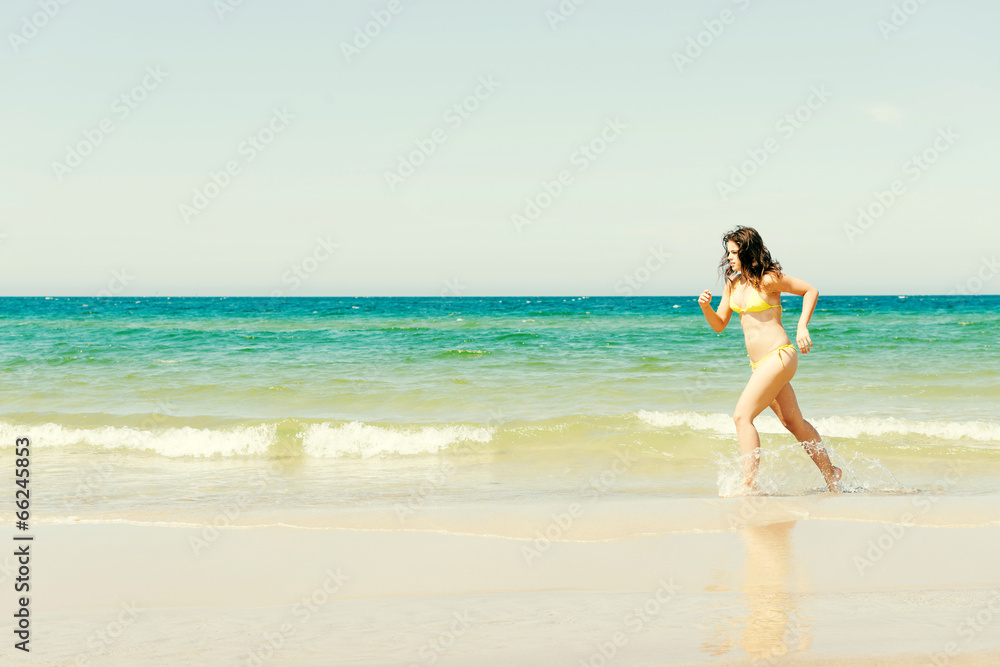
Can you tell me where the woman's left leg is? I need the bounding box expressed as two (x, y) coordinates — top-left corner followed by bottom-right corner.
(732, 349), (798, 492)
(769, 383), (842, 492)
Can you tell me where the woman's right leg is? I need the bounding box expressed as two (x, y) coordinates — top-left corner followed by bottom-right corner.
(733, 353), (798, 493)
(768, 383), (842, 492)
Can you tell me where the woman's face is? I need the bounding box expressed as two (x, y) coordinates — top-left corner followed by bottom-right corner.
(726, 241), (741, 272)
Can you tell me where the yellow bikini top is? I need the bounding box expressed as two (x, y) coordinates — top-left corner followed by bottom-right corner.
(729, 279), (781, 314)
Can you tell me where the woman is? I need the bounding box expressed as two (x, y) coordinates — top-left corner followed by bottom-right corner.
(698, 226), (842, 494)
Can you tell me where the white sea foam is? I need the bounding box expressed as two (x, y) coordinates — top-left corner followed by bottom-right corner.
(0, 421), (276, 457)
(636, 410), (1000, 443)
(0, 419), (492, 459)
(637, 410), (798, 437)
(811, 415), (1000, 442)
(302, 421), (495, 458)
(3, 410), (996, 461)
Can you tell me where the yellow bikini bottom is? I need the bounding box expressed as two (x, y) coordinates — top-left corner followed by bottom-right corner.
(749, 343), (796, 371)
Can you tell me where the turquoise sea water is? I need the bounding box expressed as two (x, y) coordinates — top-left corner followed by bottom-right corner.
(1, 296), (997, 530)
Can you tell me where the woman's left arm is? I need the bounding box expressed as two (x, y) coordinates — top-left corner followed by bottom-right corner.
(768, 273), (818, 353)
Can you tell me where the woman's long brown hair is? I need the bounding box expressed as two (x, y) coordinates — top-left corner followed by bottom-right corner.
(718, 226), (782, 292)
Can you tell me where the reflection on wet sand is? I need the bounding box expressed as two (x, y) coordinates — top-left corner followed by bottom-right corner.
(742, 521), (811, 659)
(701, 521), (812, 661)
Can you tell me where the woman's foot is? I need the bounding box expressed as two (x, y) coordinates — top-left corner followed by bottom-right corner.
(826, 466), (842, 493)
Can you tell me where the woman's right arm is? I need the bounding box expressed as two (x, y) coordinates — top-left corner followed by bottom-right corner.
(698, 281), (732, 333)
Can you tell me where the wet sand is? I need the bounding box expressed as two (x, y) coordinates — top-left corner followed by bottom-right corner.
(6, 518), (1000, 665)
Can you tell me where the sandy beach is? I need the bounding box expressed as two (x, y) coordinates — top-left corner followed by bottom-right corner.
(7, 511), (999, 666)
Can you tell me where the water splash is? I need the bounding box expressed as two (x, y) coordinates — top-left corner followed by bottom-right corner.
(715, 440), (903, 497)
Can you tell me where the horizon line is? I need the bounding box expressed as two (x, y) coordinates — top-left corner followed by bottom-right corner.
(0, 294), (993, 299)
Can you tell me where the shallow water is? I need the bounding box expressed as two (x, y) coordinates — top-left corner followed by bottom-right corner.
(1, 296), (997, 531)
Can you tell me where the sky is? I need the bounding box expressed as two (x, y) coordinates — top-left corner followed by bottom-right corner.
(1, 0), (998, 296)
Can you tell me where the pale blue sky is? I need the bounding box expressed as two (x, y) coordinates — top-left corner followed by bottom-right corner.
(1, 0), (997, 296)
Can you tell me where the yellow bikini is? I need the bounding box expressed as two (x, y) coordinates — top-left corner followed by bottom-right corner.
(729, 281), (795, 370)
(729, 281), (781, 314)
(748, 343), (796, 371)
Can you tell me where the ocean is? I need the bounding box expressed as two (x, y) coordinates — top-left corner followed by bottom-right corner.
(2, 295), (998, 535)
